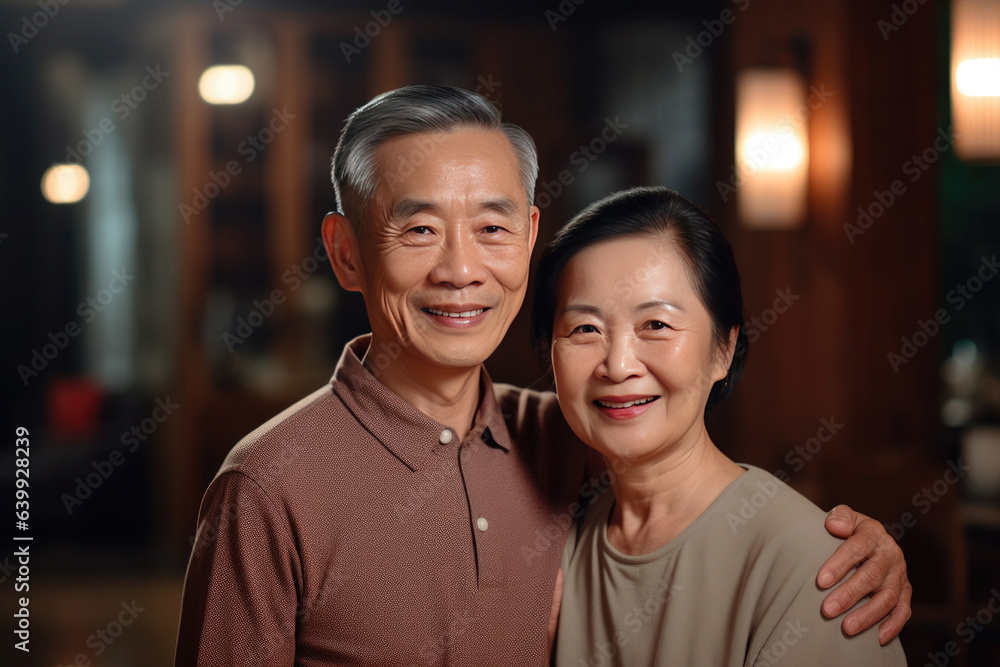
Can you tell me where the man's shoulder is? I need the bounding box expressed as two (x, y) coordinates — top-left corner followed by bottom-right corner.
(493, 382), (581, 447)
(492, 382), (589, 499)
(493, 382), (559, 421)
(218, 382), (346, 479)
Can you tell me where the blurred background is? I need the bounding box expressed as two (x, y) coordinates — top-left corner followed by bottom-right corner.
(1, 0), (999, 664)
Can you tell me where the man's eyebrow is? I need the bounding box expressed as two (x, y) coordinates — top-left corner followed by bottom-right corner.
(480, 198), (520, 217)
(389, 197), (521, 220)
(391, 199), (435, 220)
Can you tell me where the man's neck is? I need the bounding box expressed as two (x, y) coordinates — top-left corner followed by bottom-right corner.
(362, 342), (483, 440)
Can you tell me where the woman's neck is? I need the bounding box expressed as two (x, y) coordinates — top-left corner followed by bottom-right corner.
(606, 429), (744, 556)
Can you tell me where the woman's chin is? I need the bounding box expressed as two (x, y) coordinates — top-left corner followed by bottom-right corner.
(589, 440), (653, 469)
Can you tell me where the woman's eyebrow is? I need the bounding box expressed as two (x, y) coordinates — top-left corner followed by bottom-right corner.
(561, 303), (602, 316)
(635, 299), (685, 313)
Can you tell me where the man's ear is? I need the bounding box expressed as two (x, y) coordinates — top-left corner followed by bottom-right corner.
(528, 205), (540, 255)
(321, 212), (364, 293)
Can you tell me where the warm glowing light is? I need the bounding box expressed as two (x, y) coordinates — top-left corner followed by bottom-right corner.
(957, 59), (1000, 97)
(741, 132), (805, 172)
(41, 164), (90, 204)
(735, 68), (809, 229)
(198, 65), (255, 105)
(951, 0), (1000, 160)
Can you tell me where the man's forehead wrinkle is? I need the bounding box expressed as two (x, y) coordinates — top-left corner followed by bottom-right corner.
(481, 198), (520, 217)
(386, 194), (521, 222)
(390, 199), (436, 220)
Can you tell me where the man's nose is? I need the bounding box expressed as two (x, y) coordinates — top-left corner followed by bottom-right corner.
(429, 234), (488, 288)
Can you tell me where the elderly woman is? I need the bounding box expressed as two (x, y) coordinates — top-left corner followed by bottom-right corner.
(532, 187), (906, 665)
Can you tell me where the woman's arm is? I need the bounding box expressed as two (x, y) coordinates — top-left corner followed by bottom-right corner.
(749, 574), (907, 667)
(817, 505), (913, 645)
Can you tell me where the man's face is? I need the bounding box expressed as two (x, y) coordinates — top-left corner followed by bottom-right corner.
(355, 128), (539, 375)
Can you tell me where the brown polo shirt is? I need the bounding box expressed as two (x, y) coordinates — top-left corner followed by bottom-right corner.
(175, 336), (590, 666)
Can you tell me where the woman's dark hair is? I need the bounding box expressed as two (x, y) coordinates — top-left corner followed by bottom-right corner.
(530, 186), (747, 411)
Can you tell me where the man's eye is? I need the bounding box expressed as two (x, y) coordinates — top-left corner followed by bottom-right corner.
(408, 226), (433, 235)
(483, 225), (505, 234)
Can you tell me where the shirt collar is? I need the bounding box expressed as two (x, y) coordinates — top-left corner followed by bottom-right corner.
(330, 335), (512, 471)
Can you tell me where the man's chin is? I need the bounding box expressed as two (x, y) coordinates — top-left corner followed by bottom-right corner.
(414, 340), (499, 373)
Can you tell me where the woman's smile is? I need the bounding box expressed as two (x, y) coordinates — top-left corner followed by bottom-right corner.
(592, 394), (661, 419)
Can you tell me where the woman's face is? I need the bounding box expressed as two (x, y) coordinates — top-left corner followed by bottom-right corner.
(551, 235), (733, 465)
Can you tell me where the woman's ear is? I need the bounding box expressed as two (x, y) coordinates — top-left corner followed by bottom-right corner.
(322, 212), (364, 293)
(713, 325), (740, 383)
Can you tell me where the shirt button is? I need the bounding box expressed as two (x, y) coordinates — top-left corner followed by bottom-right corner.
(477, 517), (488, 532)
(439, 429), (453, 445)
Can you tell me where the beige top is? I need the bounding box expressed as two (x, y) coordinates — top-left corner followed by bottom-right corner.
(555, 465), (906, 666)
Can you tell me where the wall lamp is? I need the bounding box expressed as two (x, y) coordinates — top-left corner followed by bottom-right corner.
(952, 0), (1000, 161)
(735, 67), (809, 229)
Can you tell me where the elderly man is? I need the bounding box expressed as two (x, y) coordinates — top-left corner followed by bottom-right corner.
(176, 86), (911, 666)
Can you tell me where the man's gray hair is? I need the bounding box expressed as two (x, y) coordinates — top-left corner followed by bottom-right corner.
(331, 85), (539, 230)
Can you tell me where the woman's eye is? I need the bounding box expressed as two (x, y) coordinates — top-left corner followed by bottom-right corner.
(571, 324), (599, 335)
(648, 320), (671, 330)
